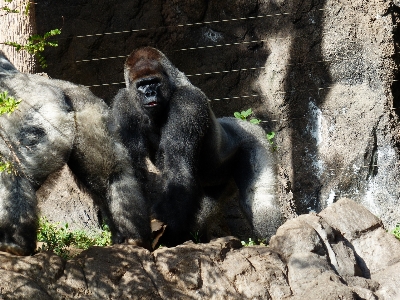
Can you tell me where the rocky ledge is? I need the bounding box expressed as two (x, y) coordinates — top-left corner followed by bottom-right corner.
(1, 198), (399, 299)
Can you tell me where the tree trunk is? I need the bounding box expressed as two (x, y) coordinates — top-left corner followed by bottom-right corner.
(0, 0), (36, 73)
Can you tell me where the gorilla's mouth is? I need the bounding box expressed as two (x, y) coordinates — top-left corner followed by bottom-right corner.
(144, 101), (158, 107)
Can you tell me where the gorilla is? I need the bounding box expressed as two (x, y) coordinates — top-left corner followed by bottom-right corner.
(0, 51), (150, 255)
(110, 47), (282, 246)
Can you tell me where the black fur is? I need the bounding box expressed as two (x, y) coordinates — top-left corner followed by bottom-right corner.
(110, 47), (282, 246)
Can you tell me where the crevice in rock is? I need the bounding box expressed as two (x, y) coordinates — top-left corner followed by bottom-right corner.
(307, 220), (340, 275)
(339, 236), (371, 280)
(139, 257), (163, 299)
(391, 2), (400, 117)
(53, 257), (67, 282)
(196, 258), (203, 290)
(213, 257), (241, 295)
(239, 252), (256, 272)
(365, 127), (378, 180)
(79, 260), (89, 290)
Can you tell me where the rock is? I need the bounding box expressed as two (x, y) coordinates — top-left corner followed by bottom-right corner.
(0, 199), (399, 299)
(319, 198), (383, 241)
(37, 165), (101, 234)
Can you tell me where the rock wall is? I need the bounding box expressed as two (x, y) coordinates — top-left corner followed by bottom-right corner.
(17, 0), (400, 232)
(1, 199), (399, 299)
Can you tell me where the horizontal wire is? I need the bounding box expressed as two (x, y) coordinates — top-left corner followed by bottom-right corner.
(63, 6), (397, 41)
(73, 12), (294, 39)
(75, 38), (363, 64)
(86, 82), (334, 96)
(88, 82), (124, 87)
(175, 39), (269, 52)
(75, 38), (272, 63)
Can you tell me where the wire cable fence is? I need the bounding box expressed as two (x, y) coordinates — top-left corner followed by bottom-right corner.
(1, 3), (398, 202)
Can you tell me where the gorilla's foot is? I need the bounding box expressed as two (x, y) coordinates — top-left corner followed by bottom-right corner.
(0, 242), (33, 256)
(151, 219), (167, 249)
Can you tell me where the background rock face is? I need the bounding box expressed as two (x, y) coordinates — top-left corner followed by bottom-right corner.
(1, 199), (399, 299)
(6, 0), (399, 233)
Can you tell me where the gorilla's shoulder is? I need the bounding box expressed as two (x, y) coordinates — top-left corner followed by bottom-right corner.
(50, 79), (108, 111)
(112, 88), (129, 102)
(218, 117), (269, 142)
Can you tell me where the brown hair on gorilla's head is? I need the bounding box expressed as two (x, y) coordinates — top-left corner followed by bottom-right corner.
(124, 47), (164, 85)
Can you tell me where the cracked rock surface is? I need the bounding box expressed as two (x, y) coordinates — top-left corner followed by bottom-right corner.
(1, 198), (399, 299)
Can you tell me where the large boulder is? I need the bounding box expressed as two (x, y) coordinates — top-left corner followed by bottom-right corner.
(0, 199), (399, 299)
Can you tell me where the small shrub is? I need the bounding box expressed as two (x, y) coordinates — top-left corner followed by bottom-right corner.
(234, 108), (261, 124)
(1, 0), (19, 13)
(266, 131), (278, 152)
(241, 238), (267, 247)
(0, 91), (22, 173)
(0, 91), (21, 116)
(37, 217), (112, 259)
(0, 158), (13, 174)
(392, 223), (400, 240)
(5, 29), (61, 68)
(190, 230), (202, 244)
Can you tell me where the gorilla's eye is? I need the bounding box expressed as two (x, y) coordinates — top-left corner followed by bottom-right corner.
(136, 77), (161, 89)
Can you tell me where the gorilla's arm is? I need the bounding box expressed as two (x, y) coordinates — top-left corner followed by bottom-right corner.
(0, 174), (38, 255)
(59, 84), (151, 246)
(152, 87), (210, 244)
(110, 88), (150, 184)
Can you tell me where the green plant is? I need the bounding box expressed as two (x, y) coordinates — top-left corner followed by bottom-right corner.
(241, 238), (256, 246)
(190, 230), (202, 244)
(241, 238), (267, 247)
(0, 91), (21, 116)
(234, 108), (261, 124)
(1, 0), (19, 13)
(392, 223), (400, 240)
(37, 217), (73, 259)
(5, 29), (62, 68)
(0, 91), (21, 173)
(37, 217), (112, 259)
(0, 158), (13, 174)
(266, 131), (278, 152)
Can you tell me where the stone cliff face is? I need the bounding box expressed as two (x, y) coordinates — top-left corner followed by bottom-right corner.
(30, 0), (400, 235)
(1, 199), (399, 299)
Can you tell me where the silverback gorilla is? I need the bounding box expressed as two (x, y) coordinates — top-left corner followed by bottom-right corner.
(0, 51), (150, 255)
(110, 47), (282, 246)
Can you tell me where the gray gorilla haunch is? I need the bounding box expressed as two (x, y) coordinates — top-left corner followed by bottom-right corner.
(110, 47), (282, 246)
(0, 52), (151, 255)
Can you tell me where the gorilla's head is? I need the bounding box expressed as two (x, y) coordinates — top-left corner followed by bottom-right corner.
(124, 47), (175, 119)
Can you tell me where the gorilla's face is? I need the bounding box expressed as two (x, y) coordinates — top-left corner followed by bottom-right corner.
(135, 75), (171, 117)
(124, 47), (174, 119)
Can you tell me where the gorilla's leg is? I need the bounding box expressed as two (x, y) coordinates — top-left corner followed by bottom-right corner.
(0, 174), (37, 255)
(191, 182), (236, 242)
(63, 85), (151, 247)
(107, 160), (150, 247)
(220, 117), (282, 242)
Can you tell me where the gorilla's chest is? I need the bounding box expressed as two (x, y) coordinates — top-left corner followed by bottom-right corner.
(146, 126), (162, 163)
